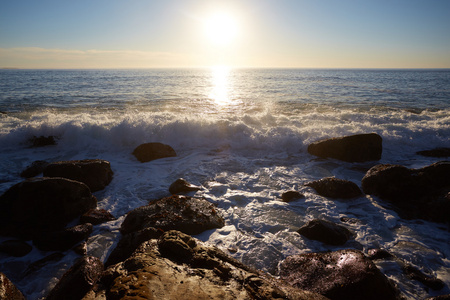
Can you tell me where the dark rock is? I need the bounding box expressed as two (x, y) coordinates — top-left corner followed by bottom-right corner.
(29, 135), (57, 147)
(417, 147), (450, 158)
(73, 242), (87, 256)
(132, 142), (177, 163)
(367, 248), (394, 260)
(297, 219), (353, 245)
(20, 160), (49, 178)
(24, 252), (65, 277)
(340, 217), (363, 224)
(80, 208), (116, 225)
(0, 240), (32, 257)
(33, 223), (93, 251)
(46, 256), (104, 300)
(169, 178), (201, 195)
(43, 159), (113, 192)
(281, 191), (305, 202)
(403, 264), (445, 291)
(0, 177), (97, 238)
(279, 249), (400, 300)
(305, 177), (363, 199)
(120, 195), (224, 235)
(307, 133), (382, 162)
(0, 272), (26, 300)
(426, 295), (450, 300)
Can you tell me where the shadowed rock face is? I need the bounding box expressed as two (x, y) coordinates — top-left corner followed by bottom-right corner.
(307, 133), (382, 162)
(305, 177), (363, 199)
(132, 142), (177, 162)
(279, 249), (400, 300)
(297, 219), (353, 245)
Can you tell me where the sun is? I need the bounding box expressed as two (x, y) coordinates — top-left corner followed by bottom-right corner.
(204, 12), (239, 46)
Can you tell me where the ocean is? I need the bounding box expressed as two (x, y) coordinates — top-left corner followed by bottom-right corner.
(0, 68), (449, 299)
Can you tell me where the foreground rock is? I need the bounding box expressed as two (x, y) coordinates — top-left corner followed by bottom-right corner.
(132, 142), (177, 162)
(305, 177), (363, 199)
(0, 178), (97, 238)
(0, 272), (26, 300)
(43, 159), (113, 192)
(307, 133), (382, 162)
(120, 195), (224, 235)
(169, 178), (201, 195)
(279, 249), (400, 300)
(361, 162), (450, 222)
(297, 219), (353, 245)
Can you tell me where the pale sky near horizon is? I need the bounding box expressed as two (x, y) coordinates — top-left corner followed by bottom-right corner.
(1, 0), (449, 69)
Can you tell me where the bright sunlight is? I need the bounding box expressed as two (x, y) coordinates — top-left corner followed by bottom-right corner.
(204, 12), (239, 46)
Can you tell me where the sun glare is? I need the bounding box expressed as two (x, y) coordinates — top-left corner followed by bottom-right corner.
(204, 12), (239, 46)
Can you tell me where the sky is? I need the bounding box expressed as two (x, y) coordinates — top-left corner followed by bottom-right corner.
(1, 0), (449, 69)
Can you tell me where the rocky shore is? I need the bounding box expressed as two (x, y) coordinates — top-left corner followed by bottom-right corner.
(0, 134), (449, 299)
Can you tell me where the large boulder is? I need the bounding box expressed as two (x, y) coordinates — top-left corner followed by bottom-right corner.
(120, 195), (225, 235)
(307, 133), (382, 162)
(132, 142), (176, 163)
(43, 159), (113, 192)
(279, 249), (400, 300)
(0, 272), (26, 300)
(297, 219), (353, 245)
(0, 177), (97, 238)
(305, 177), (363, 199)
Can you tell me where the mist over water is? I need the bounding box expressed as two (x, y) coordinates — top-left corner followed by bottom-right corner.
(1, 68), (449, 299)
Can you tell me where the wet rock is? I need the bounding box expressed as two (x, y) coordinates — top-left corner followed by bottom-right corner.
(297, 219), (353, 245)
(29, 135), (57, 147)
(279, 249), (400, 300)
(24, 253), (65, 277)
(0, 177), (97, 238)
(132, 142), (176, 163)
(43, 159), (113, 192)
(417, 147), (450, 158)
(305, 177), (363, 199)
(169, 178), (201, 195)
(426, 295), (450, 300)
(0, 272), (26, 300)
(33, 223), (93, 251)
(307, 133), (382, 162)
(0, 240), (32, 257)
(80, 208), (116, 225)
(46, 256), (104, 300)
(367, 248), (394, 260)
(120, 195), (224, 235)
(281, 191), (305, 202)
(403, 264), (445, 291)
(20, 160), (49, 178)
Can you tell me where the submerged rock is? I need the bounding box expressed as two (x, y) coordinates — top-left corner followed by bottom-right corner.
(297, 219), (353, 245)
(0, 272), (26, 300)
(120, 195), (224, 235)
(169, 178), (202, 195)
(29, 135), (57, 147)
(43, 159), (113, 192)
(20, 160), (49, 178)
(279, 249), (400, 300)
(132, 142), (177, 162)
(417, 147), (450, 158)
(307, 133), (382, 162)
(305, 177), (363, 199)
(403, 264), (445, 291)
(281, 191), (305, 202)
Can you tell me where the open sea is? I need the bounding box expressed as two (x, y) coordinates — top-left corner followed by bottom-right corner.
(0, 68), (449, 299)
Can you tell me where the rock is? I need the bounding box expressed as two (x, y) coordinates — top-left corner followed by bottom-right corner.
(33, 223), (93, 251)
(0, 177), (97, 238)
(426, 295), (450, 300)
(46, 256), (104, 300)
(305, 177), (363, 199)
(80, 208), (116, 225)
(307, 133), (382, 163)
(120, 195), (224, 235)
(361, 162), (450, 222)
(0, 240), (32, 257)
(297, 219), (353, 245)
(20, 160), (49, 178)
(281, 191), (305, 202)
(132, 142), (177, 163)
(0, 272), (26, 300)
(101, 230), (327, 300)
(367, 248), (394, 260)
(403, 264), (445, 291)
(279, 249), (400, 300)
(169, 178), (201, 195)
(24, 253), (65, 277)
(43, 159), (113, 192)
(417, 147), (450, 158)
(29, 135), (57, 147)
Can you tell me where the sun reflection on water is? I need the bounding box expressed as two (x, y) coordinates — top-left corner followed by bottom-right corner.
(209, 66), (232, 106)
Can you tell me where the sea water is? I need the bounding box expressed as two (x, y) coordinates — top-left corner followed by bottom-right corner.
(0, 68), (449, 299)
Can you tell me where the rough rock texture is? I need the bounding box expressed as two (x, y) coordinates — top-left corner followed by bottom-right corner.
(46, 256), (104, 300)
(297, 219), (353, 245)
(80, 208), (116, 225)
(43, 159), (113, 192)
(0, 272), (26, 300)
(101, 230), (328, 300)
(279, 249), (400, 300)
(120, 195), (224, 235)
(0, 240), (32, 257)
(33, 223), (93, 251)
(361, 162), (450, 222)
(307, 133), (382, 162)
(417, 147), (450, 158)
(0, 177), (97, 238)
(281, 191), (305, 202)
(132, 142), (177, 163)
(169, 178), (201, 195)
(20, 160), (49, 178)
(305, 177), (363, 199)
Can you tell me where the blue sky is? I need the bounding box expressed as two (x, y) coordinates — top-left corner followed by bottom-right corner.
(1, 0), (449, 68)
